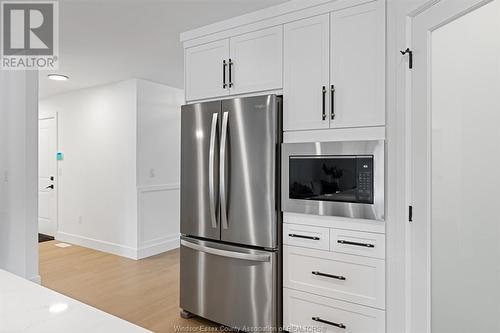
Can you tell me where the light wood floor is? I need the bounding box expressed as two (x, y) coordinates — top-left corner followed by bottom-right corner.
(39, 241), (220, 332)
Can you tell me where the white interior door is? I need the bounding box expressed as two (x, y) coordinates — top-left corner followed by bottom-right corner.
(410, 1), (500, 332)
(39, 115), (57, 237)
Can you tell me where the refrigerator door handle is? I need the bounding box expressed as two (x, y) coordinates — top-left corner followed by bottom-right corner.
(208, 113), (219, 229)
(220, 111), (229, 230)
(181, 240), (271, 262)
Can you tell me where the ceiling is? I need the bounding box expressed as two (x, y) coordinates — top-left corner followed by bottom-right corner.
(39, 0), (288, 98)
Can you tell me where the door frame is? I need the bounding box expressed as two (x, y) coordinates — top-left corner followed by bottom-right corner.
(405, 0), (495, 332)
(38, 110), (59, 237)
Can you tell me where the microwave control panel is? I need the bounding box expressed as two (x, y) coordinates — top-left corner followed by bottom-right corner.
(356, 157), (374, 204)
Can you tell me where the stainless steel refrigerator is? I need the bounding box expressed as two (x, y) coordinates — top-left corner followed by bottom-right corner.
(180, 95), (282, 331)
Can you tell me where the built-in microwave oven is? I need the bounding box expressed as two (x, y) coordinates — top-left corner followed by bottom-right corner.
(282, 140), (384, 221)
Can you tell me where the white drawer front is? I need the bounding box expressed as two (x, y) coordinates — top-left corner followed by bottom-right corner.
(283, 223), (330, 251)
(330, 229), (385, 259)
(284, 245), (385, 309)
(284, 289), (385, 333)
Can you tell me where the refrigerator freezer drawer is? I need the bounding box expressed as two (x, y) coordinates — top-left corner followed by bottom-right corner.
(180, 237), (279, 331)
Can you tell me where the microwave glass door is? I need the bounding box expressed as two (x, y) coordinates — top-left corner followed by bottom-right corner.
(289, 156), (371, 203)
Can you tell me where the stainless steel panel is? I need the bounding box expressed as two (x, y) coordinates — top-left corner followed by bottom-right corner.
(181, 101), (221, 240)
(282, 141), (385, 221)
(180, 236), (279, 331)
(220, 95), (280, 249)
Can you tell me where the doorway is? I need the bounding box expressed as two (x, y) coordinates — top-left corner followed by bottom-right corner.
(38, 113), (58, 240)
(409, 0), (500, 332)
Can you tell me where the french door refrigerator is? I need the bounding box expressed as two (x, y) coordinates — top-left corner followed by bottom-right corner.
(180, 95), (282, 331)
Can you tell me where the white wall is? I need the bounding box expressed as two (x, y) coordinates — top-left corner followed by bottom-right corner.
(39, 79), (182, 259)
(0, 71), (39, 282)
(40, 80), (139, 257)
(136, 80), (183, 258)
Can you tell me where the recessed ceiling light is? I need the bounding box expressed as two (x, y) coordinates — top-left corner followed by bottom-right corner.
(48, 74), (69, 81)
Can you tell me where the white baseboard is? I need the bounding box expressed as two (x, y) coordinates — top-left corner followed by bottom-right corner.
(55, 231), (179, 260)
(56, 231), (138, 260)
(29, 275), (41, 284)
(137, 234), (180, 260)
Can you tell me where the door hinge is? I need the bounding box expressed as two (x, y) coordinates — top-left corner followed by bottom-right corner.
(400, 48), (413, 69)
(409, 205), (413, 222)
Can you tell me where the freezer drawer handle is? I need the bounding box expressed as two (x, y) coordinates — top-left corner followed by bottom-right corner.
(312, 271), (346, 281)
(181, 240), (271, 262)
(208, 113), (219, 229)
(337, 240), (375, 248)
(312, 317), (346, 329)
(288, 233), (320, 241)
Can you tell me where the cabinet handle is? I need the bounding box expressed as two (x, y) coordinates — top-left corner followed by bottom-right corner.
(288, 233), (320, 241)
(228, 58), (234, 88)
(222, 60), (227, 89)
(337, 240), (375, 248)
(312, 271), (346, 281)
(312, 317), (346, 329)
(322, 86), (326, 120)
(330, 85), (335, 120)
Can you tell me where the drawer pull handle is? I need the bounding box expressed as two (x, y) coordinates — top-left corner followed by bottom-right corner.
(337, 240), (375, 248)
(312, 317), (346, 329)
(312, 271), (346, 281)
(289, 234), (320, 241)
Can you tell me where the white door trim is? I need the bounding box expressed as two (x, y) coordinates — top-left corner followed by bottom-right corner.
(406, 1), (495, 332)
(38, 111), (59, 236)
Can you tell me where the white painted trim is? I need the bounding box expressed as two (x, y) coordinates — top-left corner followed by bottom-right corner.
(29, 275), (42, 284)
(137, 183), (180, 259)
(283, 212), (385, 234)
(181, 0), (376, 46)
(136, 234), (180, 260)
(186, 89), (283, 104)
(283, 126), (385, 143)
(137, 183), (180, 193)
(56, 231), (138, 260)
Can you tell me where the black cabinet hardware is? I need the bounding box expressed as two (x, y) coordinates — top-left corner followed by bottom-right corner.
(223, 60), (227, 88)
(312, 317), (346, 329)
(330, 85), (335, 120)
(228, 59), (234, 87)
(409, 205), (413, 222)
(322, 86), (326, 120)
(45, 184), (54, 189)
(337, 240), (374, 248)
(312, 271), (346, 281)
(400, 48), (413, 69)
(289, 233), (320, 241)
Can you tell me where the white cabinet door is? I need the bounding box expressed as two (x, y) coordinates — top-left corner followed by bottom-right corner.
(185, 39), (229, 101)
(229, 26), (283, 95)
(283, 14), (330, 131)
(330, 2), (385, 128)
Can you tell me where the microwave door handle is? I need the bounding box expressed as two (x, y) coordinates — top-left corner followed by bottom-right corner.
(220, 111), (229, 230)
(208, 113), (219, 229)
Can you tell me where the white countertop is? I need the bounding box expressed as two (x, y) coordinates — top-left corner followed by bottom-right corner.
(0, 269), (151, 333)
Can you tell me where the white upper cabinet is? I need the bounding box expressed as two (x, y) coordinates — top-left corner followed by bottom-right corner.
(330, 2), (385, 128)
(229, 26), (283, 95)
(185, 39), (230, 101)
(283, 14), (330, 131)
(282, 1), (385, 131)
(184, 27), (283, 101)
